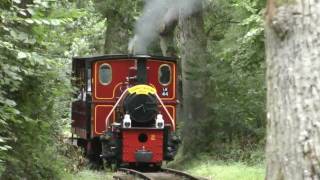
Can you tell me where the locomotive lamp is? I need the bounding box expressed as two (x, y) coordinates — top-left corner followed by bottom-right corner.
(123, 114), (132, 128)
(155, 114), (164, 129)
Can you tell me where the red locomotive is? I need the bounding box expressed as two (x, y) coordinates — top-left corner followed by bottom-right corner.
(71, 55), (180, 168)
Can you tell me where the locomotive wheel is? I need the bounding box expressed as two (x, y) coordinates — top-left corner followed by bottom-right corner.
(110, 160), (120, 172)
(87, 138), (103, 169)
(75, 138), (88, 157)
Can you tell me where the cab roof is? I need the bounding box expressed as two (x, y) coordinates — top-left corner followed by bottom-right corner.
(72, 54), (177, 63)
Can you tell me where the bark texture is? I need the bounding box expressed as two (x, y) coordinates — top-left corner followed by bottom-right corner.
(178, 6), (210, 154)
(159, 7), (178, 57)
(266, 1), (320, 179)
(104, 16), (131, 54)
(96, 0), (134, 54)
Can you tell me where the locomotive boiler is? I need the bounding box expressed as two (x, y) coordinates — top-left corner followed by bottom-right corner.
(71, 55), (180, 168)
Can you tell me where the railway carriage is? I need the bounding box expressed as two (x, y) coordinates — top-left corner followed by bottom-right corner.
(71, 55), (180, 168)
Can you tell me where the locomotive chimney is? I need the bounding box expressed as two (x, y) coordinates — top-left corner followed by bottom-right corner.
(137, 57), (147, 84)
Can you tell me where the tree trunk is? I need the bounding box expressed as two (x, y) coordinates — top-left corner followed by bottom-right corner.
(96, 1), (136, 54)
(104, 16), (130, 54)
(178, 5), (210, 155)
(265, 1), (320, 179)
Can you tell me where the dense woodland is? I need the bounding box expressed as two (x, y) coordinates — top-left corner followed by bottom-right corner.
(0, 0), (318, 179)
(0, 0), (264, 178)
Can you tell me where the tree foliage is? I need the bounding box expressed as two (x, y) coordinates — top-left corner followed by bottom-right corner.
(179, 0), (266, 158)
(0, 0), (267, 177)
(94, 0), (143, 53)
(0, 0), (104, 178)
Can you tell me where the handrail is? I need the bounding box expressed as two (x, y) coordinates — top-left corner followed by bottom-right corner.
(154, 93), (176, 131)
(104, 88), (129, 129)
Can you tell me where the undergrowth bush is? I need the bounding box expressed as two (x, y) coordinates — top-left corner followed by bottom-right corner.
(59, 140), (87, 173)
(184, 159), (265, 180)
(170, 142), (264, 169)
(0, 0), (105, 178)
(206, 143), (265, 164)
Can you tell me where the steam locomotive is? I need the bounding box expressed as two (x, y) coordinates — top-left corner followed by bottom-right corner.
(71, 55), (179, 168)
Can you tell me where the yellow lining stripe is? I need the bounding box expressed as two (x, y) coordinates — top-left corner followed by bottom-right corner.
(94, 105), (115, 135)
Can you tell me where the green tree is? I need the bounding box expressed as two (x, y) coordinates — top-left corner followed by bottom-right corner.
(0, 0), (105, 178)
(94, 0), (143, 54)
(205, 0), (265, 145)
(177, 1), (211, 155)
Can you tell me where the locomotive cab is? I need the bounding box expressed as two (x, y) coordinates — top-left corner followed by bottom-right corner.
(71, 55), (180, 168)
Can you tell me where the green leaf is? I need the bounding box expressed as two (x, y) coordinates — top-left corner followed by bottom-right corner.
(19, 10), (27, 16)
(17, 51), (28, 59)
(10, 30), (18, 38)
(26, 8), (35, 15)
(13, 0), (21, 4)
(34, 19), (42, 25)
(0, 145), (12, 151)
(3, 99), (16, 107)
(25, 19), (34, 24)
(42, 19), (50, 25)
(50, 19), (60, 26)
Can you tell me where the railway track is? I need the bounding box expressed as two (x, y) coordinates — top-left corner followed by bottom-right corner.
(113, 167), (203, 180)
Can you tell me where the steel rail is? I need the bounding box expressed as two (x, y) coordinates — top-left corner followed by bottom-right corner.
(161, 167), (200, 180)
(115, 168), (155, 180)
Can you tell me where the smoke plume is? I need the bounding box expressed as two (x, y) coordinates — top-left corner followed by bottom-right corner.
(128, 0), (203, 55)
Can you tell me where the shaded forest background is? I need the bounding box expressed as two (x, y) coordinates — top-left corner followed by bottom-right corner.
(0, 0), (266, 179)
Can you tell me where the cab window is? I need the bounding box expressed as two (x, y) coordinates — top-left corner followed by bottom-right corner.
(158, 64), (171, 86)
(99, 63), (112, 85)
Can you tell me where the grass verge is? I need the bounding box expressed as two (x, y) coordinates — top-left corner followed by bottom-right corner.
(184, 160), (265, 180)
(63, 169), (113, 180)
